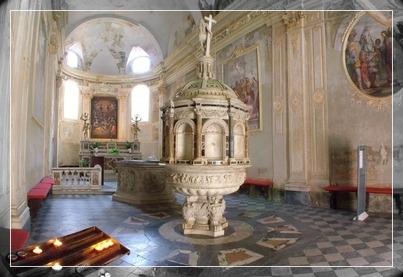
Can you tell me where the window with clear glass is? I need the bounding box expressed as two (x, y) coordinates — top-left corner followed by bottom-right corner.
(63, 80), (79, 120)
(127, 46), (151, 74)
(66, 50), (79, 69)
(131, 84), (150, 122)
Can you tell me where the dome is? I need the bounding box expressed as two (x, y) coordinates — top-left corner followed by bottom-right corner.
(173, 78), (238, 100)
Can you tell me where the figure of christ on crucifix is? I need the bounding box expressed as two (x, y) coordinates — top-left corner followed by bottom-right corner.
(198, 14), (216, 56)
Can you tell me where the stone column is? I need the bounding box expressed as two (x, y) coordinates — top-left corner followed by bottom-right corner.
(244, 116), (249, 159)
(228, 112), (234, 159)
(168, 102), (175, 164)
(195, 108), (202, 160)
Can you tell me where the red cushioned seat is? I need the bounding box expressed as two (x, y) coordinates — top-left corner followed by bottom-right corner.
(41, 178), (55, 185)
(27, 188), (49, 199)
(11, 229), (30, 251)
(34, 183), (52, 190)
(366, 187), (392, 194)
(243, 179), (273, 186)
(323, 186), (358, 192)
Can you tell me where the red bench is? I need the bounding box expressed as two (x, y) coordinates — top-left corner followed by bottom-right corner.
(11, 229), (30, 251)
(242, 179), (274, 200)
(323, 185), (392, 210)
(27, 182), (52, 222)
(40, 177), (55, 185)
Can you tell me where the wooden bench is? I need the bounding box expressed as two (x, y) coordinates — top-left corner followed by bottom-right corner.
(27, 182), (52, 222)
(11, 229), (30, 251)
(242, 179), (274, 200)
(323, 185), (392, 210)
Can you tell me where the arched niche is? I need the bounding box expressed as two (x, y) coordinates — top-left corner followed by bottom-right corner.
(174, 119), (195, 162)
(202, 119), (229, 162)
(233, 122), (245, 159)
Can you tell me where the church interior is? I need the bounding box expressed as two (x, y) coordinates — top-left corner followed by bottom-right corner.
(1, 0), (403, 276)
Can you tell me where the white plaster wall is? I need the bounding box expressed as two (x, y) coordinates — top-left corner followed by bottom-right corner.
(327, 45), (392, 187)
(0, 1), (11, 228)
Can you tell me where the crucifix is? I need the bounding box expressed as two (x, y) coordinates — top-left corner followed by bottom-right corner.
(199, 14), (216, 56)
(204, 14), (216, 56)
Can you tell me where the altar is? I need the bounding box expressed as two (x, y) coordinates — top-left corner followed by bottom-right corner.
(79, 140), (142, 173)
(112, 160), (175, 205)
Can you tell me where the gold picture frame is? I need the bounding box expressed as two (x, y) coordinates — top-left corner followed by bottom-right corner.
(342, 11), (393, 110)
(222, 44), (262, 131)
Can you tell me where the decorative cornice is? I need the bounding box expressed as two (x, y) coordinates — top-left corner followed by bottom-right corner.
(212, 11), (264, 45)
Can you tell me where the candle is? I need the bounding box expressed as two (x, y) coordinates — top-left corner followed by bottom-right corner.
(52, 262), (62, 271)
(33, 246), (42, 254)
(95, 244), (103, 252)
(107, 239), (114, 247)
(53, 239), (62, 247)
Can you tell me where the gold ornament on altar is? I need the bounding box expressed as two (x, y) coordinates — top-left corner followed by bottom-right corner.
(131, 115), (141, 140)
(80, 113), (90, 140)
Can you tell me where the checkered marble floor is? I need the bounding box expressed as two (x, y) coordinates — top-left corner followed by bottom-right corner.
(25, 182), (395, 269)
(79, 264), (403, 277)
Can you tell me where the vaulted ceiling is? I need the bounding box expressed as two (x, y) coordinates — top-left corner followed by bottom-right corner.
(56, 0), (403, 76)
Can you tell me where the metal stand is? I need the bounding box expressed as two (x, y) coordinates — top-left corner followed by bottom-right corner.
(354, 145), (368, 221)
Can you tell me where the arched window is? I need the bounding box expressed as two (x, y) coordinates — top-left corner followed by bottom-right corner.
(63, 80), (79, 120)
(131, 84), (150, 122)
(65, 42), (83, 69)
(66, 50), (79, 68)
(127, 46), (151, 74)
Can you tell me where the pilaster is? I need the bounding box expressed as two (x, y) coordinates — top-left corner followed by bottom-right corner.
(270, 13), (289, 200)
(283, 11), (330, 204)
(285, 12), (310, 195)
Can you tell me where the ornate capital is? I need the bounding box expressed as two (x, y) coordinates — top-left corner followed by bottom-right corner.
(116, 93), (128, 101)
(283, 11), (305, 29)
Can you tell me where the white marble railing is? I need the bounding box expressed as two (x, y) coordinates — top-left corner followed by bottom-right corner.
(51, 167), (102, 194)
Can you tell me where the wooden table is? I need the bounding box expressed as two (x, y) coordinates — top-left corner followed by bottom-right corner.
(9, 226), (130, 266)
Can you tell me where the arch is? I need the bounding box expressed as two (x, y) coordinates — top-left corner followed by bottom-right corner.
(202, 119), (229, 161)
(126, 46), (151, 74)
(233, 122), (245, 158)
(174, 119), (195, 162)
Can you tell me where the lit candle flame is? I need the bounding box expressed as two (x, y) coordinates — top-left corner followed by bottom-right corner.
(53, 239), (62, 247)
(33, 246), (42, 254)
(52, 262), (62, 271)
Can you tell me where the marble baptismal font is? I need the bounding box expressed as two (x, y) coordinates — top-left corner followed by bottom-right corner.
(160, 15), (251, 237)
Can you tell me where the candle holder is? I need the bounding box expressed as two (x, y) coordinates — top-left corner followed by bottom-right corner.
(17, 251), (27, 259)
(8, 254), (18, 262)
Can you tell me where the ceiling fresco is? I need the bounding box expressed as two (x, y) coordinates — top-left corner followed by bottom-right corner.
(65, 17), (163, 75)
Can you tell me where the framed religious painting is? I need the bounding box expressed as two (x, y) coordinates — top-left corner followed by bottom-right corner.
(222, 44), (262, 131)
(90, 96), (118, 139)
(342, 11), (393, 109)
